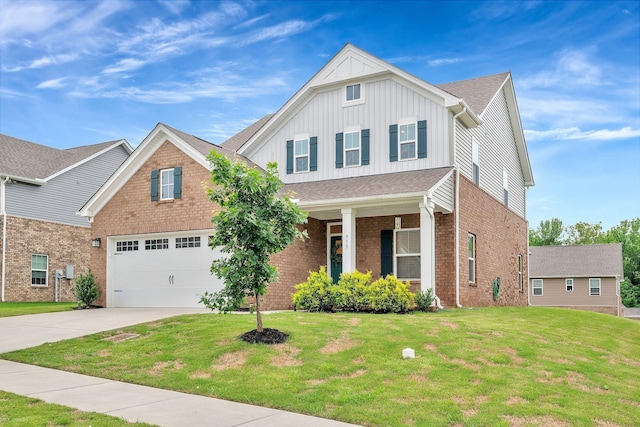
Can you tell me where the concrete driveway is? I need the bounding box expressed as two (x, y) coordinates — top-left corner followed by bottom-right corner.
(0, 307), (208, 353)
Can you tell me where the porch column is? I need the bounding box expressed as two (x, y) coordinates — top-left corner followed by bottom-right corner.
(341, 208), (357, 273)
(419, 200), (435, 292)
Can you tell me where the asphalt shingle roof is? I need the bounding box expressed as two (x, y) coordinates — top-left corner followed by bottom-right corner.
(284, 167), (452, 203)
(221, 114), (273, 152)
(437, 72), (510, 115)
(529, 244), (624, 278)
(0, 134), (122, 181)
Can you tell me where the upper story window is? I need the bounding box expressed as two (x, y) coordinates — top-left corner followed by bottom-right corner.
(399, 122), (416, 160)
(395, 228), (421, 280)
(345, 130), (361, 167)
(286, 137), (317, 174)
(31, 254), (48, 286)
(335, 128), (369, 168)
(566, 278), (574, 292)
(503, 169), (509, 206)
(346, 83), (361, 102)
(161, 168), (174, 200)
(532, 279), (543, 296)
(589, 278), (601, 296)
(389, 120), (427, 162)
(472, 140), (480, 185)
(295, 137), (309, 173)
(151, 167), (182, 201)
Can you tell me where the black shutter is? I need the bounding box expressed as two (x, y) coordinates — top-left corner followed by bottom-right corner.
(286, 140), (294, 174)
(389, 124), (398, 162)
(381, 230), (394, 277)
(361, 129), (370, 165)
(150, 170), (158, 201)
(173, 167), (182, 199)
(417, 120), (427, 158)
(335, 133), (344, 169)
(310, 136), (318, 171)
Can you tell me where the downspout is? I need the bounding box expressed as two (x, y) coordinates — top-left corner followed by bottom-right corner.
(452, 108), (466, 308)
(424, 193), (443, 309)
(1, 176), (9, 302)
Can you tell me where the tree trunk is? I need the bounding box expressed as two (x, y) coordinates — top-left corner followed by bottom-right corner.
(255, 293), (263, 333)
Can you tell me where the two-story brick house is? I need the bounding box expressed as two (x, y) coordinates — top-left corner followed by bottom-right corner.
(0, 134), (132, 302)
(79, 43), (534, 309)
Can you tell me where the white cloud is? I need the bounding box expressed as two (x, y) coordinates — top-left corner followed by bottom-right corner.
(0, 0), (80, 45)
(519, 48), (604, 89)
(102, 58), (147, 74)
(428, 57), (462, 67)
(524, 126), (640, 142)
(37, 78), (67, 89)
(158, 0), (190, 14)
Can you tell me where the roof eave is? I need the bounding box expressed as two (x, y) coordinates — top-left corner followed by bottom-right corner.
(0, 173), (46, 186)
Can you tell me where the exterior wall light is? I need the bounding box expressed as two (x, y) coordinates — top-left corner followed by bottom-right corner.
(91, 238), (101, 248)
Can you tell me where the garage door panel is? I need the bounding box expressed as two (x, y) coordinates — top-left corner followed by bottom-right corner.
(110, 233), (226, 308)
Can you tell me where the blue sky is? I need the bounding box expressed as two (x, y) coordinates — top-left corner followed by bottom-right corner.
(1, 0), (638, 230)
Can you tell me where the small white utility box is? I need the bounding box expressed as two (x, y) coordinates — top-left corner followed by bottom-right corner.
(402, 348), (415, 359)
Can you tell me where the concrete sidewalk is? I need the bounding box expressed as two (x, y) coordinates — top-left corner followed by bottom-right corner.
(0, 309), (359, 427)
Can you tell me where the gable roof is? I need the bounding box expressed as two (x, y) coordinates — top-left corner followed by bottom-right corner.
(437, 72), (511, 115)
(78, 123), (257, 219)
(222, 114), (273, 152)
(529, 244), (624, 278)
(0, 133), (132, 185)
(237, 43), (482, 157)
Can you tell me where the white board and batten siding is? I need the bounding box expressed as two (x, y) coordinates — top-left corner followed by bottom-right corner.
(250, 77), (451, 183)
(5, 145), (130, 227)
(456, 88), (527, 218)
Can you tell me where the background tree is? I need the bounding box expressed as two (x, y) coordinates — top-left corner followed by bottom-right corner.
(606, 218), (640, 288)
(529, 218), (565, 246)
(202, 151), (307, 335)
(565, 221), (607, 245)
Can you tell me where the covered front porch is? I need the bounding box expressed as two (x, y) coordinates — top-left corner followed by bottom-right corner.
(285, 168), (455, 300)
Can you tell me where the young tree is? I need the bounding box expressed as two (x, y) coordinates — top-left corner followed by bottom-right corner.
(565, 221), (607, 245)
(203, 151), (307, 333)
(529, 218), (565, 246)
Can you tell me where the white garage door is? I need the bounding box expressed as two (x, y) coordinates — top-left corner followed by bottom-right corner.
(109, 231), (225, 307)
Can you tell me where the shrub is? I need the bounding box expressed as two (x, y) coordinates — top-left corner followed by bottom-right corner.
(415, 288), (435, 311)
(369, 275), (415, 313)
(336, 270), (372, 311)
(74, 269), (99, 308)
(292, 267), (338, 312)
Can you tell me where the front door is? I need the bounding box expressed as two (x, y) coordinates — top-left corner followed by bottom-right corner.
(330, 235), (343, 283)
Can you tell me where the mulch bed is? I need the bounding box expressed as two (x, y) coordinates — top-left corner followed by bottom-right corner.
(239, 328), (289, 345)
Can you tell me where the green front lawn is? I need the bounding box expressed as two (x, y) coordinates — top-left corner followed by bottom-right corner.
(0, 302), (76, 317)
(0, 390), (155, 426)
(2, 307), (639, 426)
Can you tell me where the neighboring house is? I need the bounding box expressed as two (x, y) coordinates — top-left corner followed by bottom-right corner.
(0, 134), (132, 302)
(79, 43), (534, 309)
(529, 244), (624, 316)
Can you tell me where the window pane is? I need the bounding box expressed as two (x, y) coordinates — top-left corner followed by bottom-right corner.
(347, 84), (360, 101)
(295, 139), (308, 155)
(345, 132), (360, 149)
(32, 271), (47, 285)
(296, 156), (308, 172)
(399, 123), (415, 142)
(468, 235), (475, 258)
(469, 259), (475, 283)
(346, 150), (360, 166)
(400, 142), (415, 160)
(396, 230), (420, 254)
(398, 256), (420, 279)
(31, 255), (47, 270)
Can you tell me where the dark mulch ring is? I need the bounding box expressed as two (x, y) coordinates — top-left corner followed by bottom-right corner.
(73, 304), (103, 310)
(239, 328), (289, 345)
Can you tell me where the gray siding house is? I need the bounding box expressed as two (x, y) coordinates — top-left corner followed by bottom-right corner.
(0, 134), (132, 302)
(529, 244), (624, 316)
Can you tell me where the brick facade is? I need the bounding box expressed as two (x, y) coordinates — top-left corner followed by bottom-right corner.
(1, 215), (90, 302)
(458, 175), (529, 307)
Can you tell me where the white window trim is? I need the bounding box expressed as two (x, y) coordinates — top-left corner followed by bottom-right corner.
(517, 255), (523, 292)
(532, 279), (543, 296)
(472, 140), (480, 185)
(343, 82), (364, 106)
(160, 168), (174, 201)
(566, 278), (574, 292)
(31, 254), (48, 287)
(398, 117), (418, 161)
(589, 278), (601, 296)
(394, 228), (421, 280)
(468, 233), (476, 284)
(293, 134), (310, 173)
(344, 126), (361, 168)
